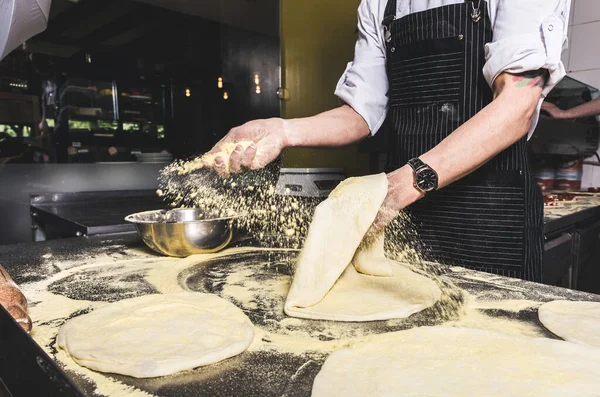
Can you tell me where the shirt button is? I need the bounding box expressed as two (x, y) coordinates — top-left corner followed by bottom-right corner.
(548, 24), (554, 31)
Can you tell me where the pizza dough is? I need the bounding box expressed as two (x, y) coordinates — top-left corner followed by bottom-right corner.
(538, 300), (600, 347)
(57, 292), (254, 378)
(353, 232), (394, 277)
(284, 173), (441, 321)
(312, 327), (600, 397)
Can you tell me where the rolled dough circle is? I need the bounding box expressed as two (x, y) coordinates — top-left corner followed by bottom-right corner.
(57, 292), (254, 378)
(284, 173), (442, 322)
(312, 327), (600, 397)
(538, 300), (600, 347)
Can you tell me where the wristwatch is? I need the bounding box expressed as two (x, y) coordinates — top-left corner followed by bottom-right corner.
(407, 158), (438, 194)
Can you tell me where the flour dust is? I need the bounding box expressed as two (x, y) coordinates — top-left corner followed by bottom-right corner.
(158, 156), (466, 321)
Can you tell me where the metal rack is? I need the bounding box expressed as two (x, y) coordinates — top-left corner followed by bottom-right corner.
(53, 76), (170, 163)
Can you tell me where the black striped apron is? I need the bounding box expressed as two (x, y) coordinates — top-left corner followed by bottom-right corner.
(383, 0), (544, 281)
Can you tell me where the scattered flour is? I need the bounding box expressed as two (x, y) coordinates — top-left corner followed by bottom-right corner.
(472, 299), (541, 312)
(17, 231), (553, 395)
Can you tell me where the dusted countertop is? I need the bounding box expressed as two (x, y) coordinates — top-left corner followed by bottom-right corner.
(1, 234), (599, 397)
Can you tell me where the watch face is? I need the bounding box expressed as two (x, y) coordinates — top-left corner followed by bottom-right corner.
(417, 169), (438, 191)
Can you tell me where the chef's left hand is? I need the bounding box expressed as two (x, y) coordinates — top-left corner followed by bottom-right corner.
(371, 166), (424, 231)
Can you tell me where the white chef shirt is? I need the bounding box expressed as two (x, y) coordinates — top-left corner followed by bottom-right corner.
(335, 0), (571, 138)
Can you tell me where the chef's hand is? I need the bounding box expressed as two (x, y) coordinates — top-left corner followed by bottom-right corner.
(371, 166), (424, 231)
(0, 266), (32, 333)
(541, 102), (568, 119)
(204, 118), (290, 177)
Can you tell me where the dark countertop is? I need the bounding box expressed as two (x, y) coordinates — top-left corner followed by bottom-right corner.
(32, 200), (162, 228)
(1, 235), (599, 397)
(30, 190), (164, 238)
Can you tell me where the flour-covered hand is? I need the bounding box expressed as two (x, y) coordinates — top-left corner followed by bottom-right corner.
(204, 118), (291, 177)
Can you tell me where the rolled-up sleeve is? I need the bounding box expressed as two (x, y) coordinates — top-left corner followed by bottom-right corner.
(335, 0), (389, 135)
(484, 0), (571, 97)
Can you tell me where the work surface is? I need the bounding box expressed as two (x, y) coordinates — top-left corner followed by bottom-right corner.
(2, 235), (600, 397)
(543, 191), (600, 234)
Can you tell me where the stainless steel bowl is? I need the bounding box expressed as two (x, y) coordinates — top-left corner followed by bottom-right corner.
(125, 209), (235, 257)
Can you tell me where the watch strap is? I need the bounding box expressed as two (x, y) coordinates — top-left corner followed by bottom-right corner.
(407, 158), (428, 172)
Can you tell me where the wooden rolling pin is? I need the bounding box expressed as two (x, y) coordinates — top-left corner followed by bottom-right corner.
(0, 266), (32, 333)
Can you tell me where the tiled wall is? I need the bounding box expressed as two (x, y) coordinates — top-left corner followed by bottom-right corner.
(563, 0), (600, 87)
(561, 0), (600, 188)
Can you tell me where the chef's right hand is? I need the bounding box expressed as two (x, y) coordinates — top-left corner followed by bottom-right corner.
(0, 266), (32, 333)
(204, 118), (290, 177)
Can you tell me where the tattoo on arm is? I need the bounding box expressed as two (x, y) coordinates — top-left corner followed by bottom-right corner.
(512, 69), (549, 88)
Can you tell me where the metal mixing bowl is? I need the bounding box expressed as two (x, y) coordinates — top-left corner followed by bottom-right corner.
(125, 209), (235, 257)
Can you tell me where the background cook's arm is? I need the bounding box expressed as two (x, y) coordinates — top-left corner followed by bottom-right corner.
(0, 266), (32, 333)
(542, 97), (600, 119)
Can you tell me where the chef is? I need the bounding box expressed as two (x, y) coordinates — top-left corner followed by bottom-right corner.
(205, 0), (571, 282)
(0, 0), (52, 330)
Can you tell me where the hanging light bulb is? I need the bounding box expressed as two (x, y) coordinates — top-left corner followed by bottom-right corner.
(217, 77), (223, 89)
(254, 73), (260, 86)
(185, 88), (191, 97)
(223, 91), (229, 100)
(255, 85), (261, 94)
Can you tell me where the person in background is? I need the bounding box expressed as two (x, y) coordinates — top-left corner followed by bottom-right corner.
(204, 0), (571, 283)
(542, 97), (600, 119)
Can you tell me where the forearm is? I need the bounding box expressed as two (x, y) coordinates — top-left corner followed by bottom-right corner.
(283, 104), (370, 148)
(421, 89), (536, 188)
(562, 97), (600, 119)
(385, 72), (544, 211)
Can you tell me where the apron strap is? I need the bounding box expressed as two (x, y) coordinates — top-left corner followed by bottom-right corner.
(382, 0), (397, 55)
(383, 0), (397, 19)
(382, 0), (397, 31)
(382, 0), (397, 98)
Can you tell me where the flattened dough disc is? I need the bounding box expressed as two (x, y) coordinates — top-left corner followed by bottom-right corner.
(284, 173), (441, 321)
(538, 300), (600, 347)
(312, 327), (600, 397)
(57, 292), (254, 378)
(285, 260), (440, 322)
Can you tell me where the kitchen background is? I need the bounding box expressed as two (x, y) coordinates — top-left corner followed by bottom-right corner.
(563, 0), (600, 187)
(0, 0), (600, 294)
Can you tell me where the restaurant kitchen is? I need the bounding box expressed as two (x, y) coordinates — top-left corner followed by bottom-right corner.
(2, 0), (600, 396)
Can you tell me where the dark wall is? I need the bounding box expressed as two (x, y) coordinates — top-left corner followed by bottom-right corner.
(1, 0), (281, 160)
(170, 25), (281, 157)
(221, 26), (281, 128)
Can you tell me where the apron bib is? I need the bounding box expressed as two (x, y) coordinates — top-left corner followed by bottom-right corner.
(383, 0), (544, 281)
